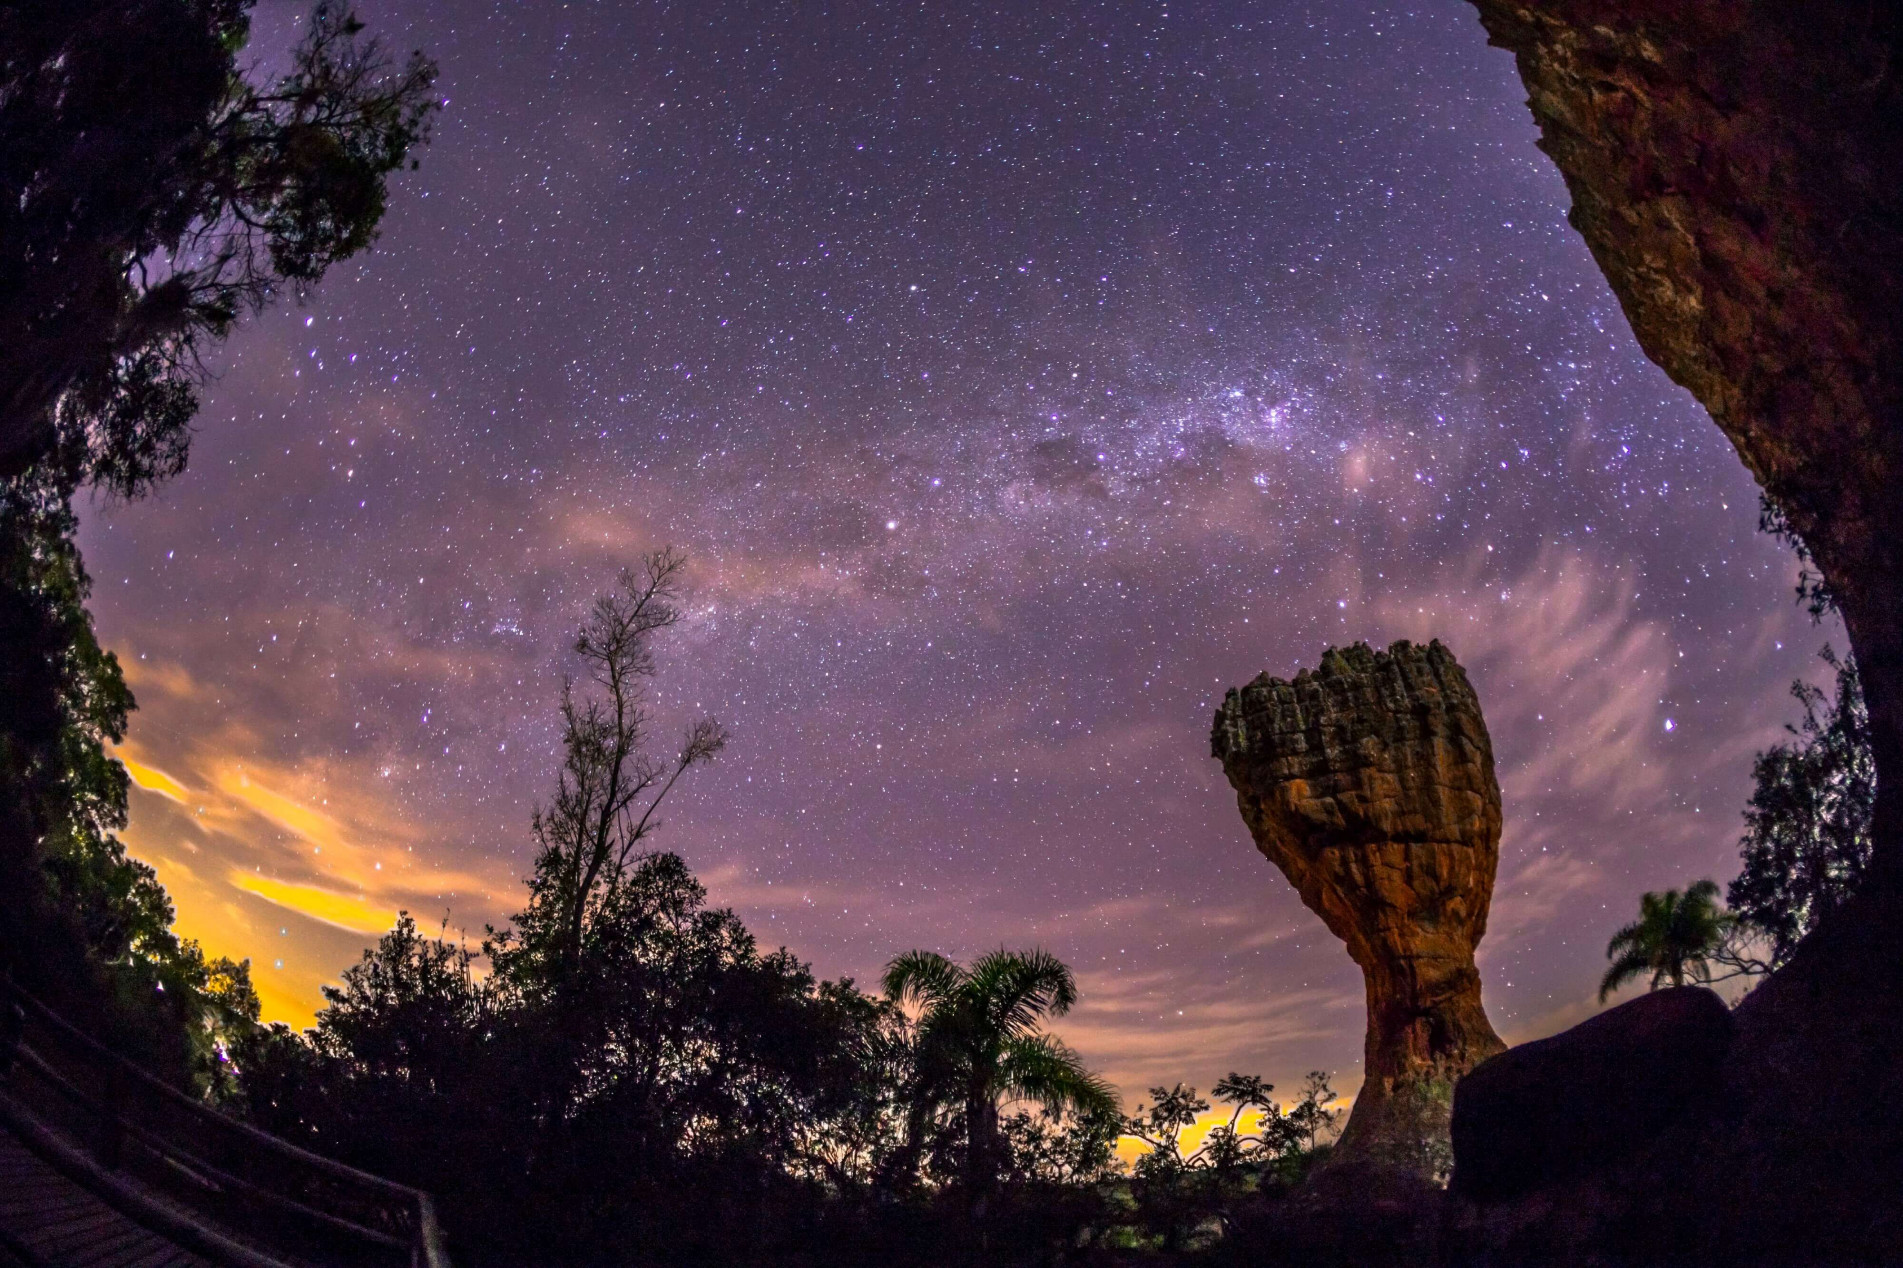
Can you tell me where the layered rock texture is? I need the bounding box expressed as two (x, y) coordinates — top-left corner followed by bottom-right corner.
(1212, 640), (1504, 1174)
(1457, 5), (1903, 1258)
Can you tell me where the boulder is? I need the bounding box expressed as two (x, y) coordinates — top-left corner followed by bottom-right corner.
(1450, 986), (1733, 1202)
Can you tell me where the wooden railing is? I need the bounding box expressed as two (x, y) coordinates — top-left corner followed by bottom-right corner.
(0, 981), (449, 1268)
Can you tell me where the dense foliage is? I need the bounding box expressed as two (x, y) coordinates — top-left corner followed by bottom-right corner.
(0, 0), (432, 1084)
(1729, 646), (1875, 968)
(1, 0), (436, 489)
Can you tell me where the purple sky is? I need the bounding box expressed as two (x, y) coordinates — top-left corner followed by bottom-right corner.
(81, 0), (1832, 1104)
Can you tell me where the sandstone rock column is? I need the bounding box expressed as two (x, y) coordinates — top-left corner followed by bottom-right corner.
(1211, 639), (1504, 1175)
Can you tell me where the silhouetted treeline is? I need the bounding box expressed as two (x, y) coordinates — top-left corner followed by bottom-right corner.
(206, 558), (1346, 1265)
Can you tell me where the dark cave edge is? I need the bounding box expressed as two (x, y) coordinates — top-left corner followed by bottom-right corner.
(1455, 3), (1903, 1260)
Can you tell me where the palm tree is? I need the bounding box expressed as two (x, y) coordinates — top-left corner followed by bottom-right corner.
(1599, 879), (1735, 1001)
(882, 948), (1118, 1203)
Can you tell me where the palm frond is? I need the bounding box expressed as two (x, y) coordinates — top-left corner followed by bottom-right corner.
(1599, 946), (1650, 1002)
(882, 949), (964, 1009)
(1600, 879), (1736, 1001)
(912, 1003), (986, 1073)
(1605, 919), (1645, 961)
(997, 1033), (1119, 1120)
(969, 947), (1078, 1035)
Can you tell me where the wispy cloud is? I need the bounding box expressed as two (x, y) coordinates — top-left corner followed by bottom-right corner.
(229, 874), (401, 935)
(120, 755), (189, 804)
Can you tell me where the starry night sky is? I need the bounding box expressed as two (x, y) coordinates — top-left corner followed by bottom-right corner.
(80, 0), (1833, 1102)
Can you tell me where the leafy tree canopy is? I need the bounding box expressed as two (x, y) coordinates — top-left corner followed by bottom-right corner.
(1729, 646), (1875, 969)
(1, 0), (437, 494)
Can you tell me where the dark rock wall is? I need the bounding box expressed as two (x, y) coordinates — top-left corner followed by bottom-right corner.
(1451, 987), (1732, 1203)
(1465, 0), (1903, 876)
(1213, 640), (1505, 1175)
(1459, 4), (1903, 1258)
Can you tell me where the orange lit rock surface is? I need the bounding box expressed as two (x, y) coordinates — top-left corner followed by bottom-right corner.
(1212, 639), (1504, 1174)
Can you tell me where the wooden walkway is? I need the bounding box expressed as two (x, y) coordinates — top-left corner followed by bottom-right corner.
(0, 1128), (210, 1268)
(0, 983), (448, 1268)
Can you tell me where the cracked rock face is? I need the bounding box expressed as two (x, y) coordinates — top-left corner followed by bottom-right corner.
(1212, 639), (1504, 1175)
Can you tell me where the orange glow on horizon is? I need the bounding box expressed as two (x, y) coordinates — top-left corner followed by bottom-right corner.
(1115, 1105), (1329, 1167)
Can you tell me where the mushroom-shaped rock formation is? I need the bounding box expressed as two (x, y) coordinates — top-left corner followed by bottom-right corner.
(1212, 639), (1505, 1174)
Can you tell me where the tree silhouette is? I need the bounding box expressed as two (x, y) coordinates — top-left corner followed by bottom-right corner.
(1121, 1072), (1341, 1250)
(489, 548), (726, 989)
(1600, 880), (1735, 1001)
(1729, 646), (1874, 969)
(1, 0), (432, 1083)
(231, 565), (911, 1263)
(882, 948), (1117, 1205)
(1, 0), (436, 489)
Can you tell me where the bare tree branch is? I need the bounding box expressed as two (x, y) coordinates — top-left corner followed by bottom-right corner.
(509, 551), (723, 977)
